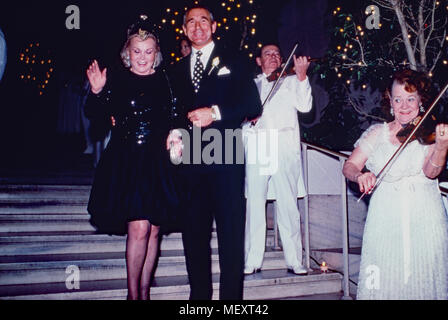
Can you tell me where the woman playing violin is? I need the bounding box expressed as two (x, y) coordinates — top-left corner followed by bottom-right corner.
(343, 69), (448, 299)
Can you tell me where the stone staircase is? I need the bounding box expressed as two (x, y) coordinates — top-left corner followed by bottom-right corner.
(0, 183), (343, 300)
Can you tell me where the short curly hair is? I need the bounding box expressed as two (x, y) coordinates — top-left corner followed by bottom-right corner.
(381, 69), (432, 122)
(120, 32), (163, 69)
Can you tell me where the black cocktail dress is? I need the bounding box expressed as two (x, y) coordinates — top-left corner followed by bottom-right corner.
(85, 68), (179, 235)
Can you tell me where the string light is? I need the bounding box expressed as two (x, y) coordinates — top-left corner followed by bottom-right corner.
(160, 0), (261, 62)
(18, 42), (53, 96)
(327, 3), (447, 100)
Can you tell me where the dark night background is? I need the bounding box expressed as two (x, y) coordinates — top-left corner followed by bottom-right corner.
(0, 0), (330, 174)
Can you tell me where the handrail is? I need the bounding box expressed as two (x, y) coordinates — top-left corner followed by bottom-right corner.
(300, 141), (352, 300)
(302, 141), (448, 195)
(301, 142), (349, 160)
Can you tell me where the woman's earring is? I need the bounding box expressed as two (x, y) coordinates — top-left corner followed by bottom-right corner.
(419, 104), (425, 113)
(125, 52), (131, 68)
(390, 108), (394, 116)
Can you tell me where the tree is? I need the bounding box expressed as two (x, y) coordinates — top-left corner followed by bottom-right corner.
(305, 0), (448, 150)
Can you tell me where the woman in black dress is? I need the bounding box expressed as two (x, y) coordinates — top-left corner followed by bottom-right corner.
(85, 17), (177, 300)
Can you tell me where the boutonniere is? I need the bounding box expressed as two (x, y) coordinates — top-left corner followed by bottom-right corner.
(208, 57), (220, 75)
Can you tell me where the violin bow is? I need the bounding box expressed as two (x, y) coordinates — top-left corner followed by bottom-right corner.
(357, 82), (448, 202)
(261, 42), (299, 108)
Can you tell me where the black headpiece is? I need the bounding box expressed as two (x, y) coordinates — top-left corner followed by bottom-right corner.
(126, 15), (158, 41)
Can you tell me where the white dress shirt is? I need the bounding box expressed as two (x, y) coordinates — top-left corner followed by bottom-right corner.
(189, 41), (221, 120)
(254, 73), (312, 131)
(190, 41), (215, 79)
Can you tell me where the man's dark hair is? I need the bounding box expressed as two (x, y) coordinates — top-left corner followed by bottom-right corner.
(256, 42), (282, 58)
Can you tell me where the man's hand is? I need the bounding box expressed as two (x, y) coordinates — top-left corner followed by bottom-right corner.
(187, 107), (215, 128)
(293, 55), (310, 82)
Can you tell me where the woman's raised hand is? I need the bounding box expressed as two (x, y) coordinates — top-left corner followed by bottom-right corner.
(86, 60), (107, 94)
(435, 123), (448, 151)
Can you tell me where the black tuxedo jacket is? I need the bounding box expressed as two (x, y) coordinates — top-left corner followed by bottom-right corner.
(168, 42), (262, 170)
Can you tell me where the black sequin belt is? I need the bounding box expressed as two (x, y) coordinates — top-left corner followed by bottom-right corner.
(117, 108), (155, 145)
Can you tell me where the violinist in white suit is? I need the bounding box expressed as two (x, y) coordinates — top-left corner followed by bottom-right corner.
(243, 43), (313, 275)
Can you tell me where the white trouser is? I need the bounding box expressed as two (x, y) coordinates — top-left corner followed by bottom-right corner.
(244, 129), (303, 269)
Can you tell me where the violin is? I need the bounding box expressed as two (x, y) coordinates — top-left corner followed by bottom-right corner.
(395, 113), (438, 145)
(266, 57), (325, 82)
(261, 43), (323, 106)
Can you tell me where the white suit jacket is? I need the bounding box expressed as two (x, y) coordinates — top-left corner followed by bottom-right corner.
(243, 73), (313, 199)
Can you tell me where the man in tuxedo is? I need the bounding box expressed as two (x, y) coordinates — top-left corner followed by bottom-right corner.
(242, 44), (312, 276)
(167, 5), (261, 300)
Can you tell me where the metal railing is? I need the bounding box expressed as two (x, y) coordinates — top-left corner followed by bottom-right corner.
(300, 142), (351, 300)
(294, 141), (448, 300)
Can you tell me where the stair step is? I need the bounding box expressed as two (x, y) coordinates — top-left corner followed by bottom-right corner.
(0, 214), (90, 221)
(0, 206), (88, 214)
(0, 269), (342, 300)
(0, 221), (96, 233)
(0, 185), (91, 192)
(0, 231), (97, 238)
(0, 177), (93, 185)
(0, 199), (88, 206)
(0, 233), (125, 244)
(0, 232), (277, 257)
(0, 179), (344, 300)
(0, 230), (275, 244)
(0, 251), (286, 285)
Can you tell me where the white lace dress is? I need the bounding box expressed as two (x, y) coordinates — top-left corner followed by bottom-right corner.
(356, 123), (448, 300)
